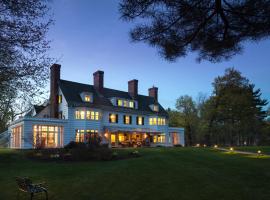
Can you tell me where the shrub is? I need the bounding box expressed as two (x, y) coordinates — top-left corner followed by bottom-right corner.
(130, 150), (140, 157)
(64, 141), (86, 149)
(112, 151), (118, 159)
(174, 144), (183, 147)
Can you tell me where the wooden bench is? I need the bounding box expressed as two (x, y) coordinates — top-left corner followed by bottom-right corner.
(15, 177), (48, 200)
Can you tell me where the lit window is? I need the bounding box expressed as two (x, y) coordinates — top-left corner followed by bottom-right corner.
(75, 111), (80, 119)
(58, 95), (62, 104)
(149, 117), (157, 125)
(153, 118), (157, 125)
(124, 115), (131, 124)
(86, 111), (91, 119)
(85, 95), (91, 102)
(153, 105), (159, 112)
(91, 111), (95, 120)
(80, 111), (85, 119)
(75, 130), (85, 142)
(33, 125), (63, 148)
(109, 114), (118, 123)
(137, 116), (144, 125)
(95, 112), (99, 120)
(123, 101), (128, 107)
(153, 134), (166, 143)
(117, 99), (122, 106)
(119, 134), (125, 142)
(158, 118), (161, 125)
(149, 118), (153, 125)
(129, 101), (134, 108)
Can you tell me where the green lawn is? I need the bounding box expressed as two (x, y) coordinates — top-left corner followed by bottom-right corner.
(0, 148), (270, 200)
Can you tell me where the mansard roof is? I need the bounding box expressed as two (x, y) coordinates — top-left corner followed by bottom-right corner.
(59, 79), (168, 117)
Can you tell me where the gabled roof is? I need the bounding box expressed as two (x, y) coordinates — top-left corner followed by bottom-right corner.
(59, 79), (168, 117)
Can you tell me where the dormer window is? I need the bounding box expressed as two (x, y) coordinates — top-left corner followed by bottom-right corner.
(153, 105), (159, 112)
(117, 99), (123, 106)
(150, 104), (159, 112)
(115, 98), (136, 109)
(129, 101), (134, 108)
(85, 95), (91, 102)
(80, 92), (93, 103)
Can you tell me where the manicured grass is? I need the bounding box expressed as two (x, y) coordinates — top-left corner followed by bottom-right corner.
(233, 146), (270, 154)
(0, 147), (270, 200)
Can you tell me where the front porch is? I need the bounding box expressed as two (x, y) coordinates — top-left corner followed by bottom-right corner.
(103, 126), (167, 148)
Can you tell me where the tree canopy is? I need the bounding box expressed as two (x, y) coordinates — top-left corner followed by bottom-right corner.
(168, 68), (269, 146)
(119, 0), (270, 62)
(0, 0), (53, 132)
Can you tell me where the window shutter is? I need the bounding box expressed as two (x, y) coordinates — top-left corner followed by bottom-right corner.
(136, 116), (138, 125)
(123, 115), (126, 124)
(116, 114), (118, 123)
(130, 116), (132, 124)
(142, 117), (144, 125)
(109, 114), (111, 123)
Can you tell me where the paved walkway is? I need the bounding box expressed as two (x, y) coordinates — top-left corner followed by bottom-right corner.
(215, 147), (266, 155)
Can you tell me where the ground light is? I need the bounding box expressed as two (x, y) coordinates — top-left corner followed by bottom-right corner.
(257, 150), (262, 157)
(203, 144), (207, 147)
(229, 147), (234, 152)
(214, 145), (218, 148)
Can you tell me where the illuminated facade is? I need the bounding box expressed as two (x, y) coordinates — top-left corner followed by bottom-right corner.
(8, 64), (184, 148)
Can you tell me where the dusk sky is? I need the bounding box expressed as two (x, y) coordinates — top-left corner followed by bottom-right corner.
(48, 0), (270, 109)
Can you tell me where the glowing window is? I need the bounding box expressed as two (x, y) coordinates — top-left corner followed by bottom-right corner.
(129, 101), (134, 108)
(86, 111), (91, 119)
(123, 100), (128, 107)
(153, 118), (157, 125)
(117, 99), (123, 106)
(153, 105), (159, 112)
(75, 130), (85, 142)
(149, 118), (153, 125)
(124, 115), (131, 124)
(33, 125), (63, 148)
(95, 112), (99, 120)
(137, 116), (143, 125)
(91, 111), (95, 120)
(80, 111), (85, 119)
(119, 134), (125, 142)
(58, 95), (62, 104)
(75, 111), (80, 119)
(85, 95), (91, 102)
(109, 114), (117, 123)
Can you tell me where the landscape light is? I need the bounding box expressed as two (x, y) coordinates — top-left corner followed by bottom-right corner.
(196, 144), (200, 147)
(230, 147), (234, 151)
(257, 150), (261, 154)
(203, 144), (207, 147)
(214, 145), (218, 148)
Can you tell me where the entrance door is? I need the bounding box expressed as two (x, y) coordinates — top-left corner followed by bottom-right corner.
(172, 133), (179, 145)
(111, 134), (116, 147)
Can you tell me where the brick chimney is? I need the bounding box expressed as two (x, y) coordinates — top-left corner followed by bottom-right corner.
(93, 70), (104, 92)
(128, 79), (138, 98)
(50, 64), (61, 118)
(148, 86), (158, 102)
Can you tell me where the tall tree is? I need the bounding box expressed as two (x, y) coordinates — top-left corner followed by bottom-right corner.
(119, 0), (270, 62)
(0, 0), (53, 132)
(206, 68), (267, 145)
(175, 95), (198, 146)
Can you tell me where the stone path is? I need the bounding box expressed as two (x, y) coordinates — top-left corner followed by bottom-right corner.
(215, 147), (266, 156)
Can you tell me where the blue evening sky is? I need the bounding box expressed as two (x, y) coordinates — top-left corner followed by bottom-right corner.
(48, 0), (270, 109)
